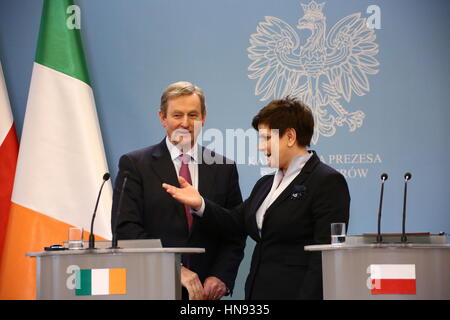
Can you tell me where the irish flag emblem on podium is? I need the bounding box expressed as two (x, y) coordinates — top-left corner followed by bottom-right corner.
(75, 268), (127, 296)
(370, 264), (416, 295)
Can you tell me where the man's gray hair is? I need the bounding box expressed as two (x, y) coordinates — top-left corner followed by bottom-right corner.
(160, 81), (206, 115)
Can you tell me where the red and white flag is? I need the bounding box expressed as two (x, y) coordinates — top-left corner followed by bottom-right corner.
(370, 264), (416, 295)
(0, 61), (19, 266)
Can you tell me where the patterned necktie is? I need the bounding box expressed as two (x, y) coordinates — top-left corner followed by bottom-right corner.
(179, 154), (193, 230)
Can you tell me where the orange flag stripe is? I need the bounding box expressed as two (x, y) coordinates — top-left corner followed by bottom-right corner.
(0, 202), (105, 300)
(109, 268), (127, 295)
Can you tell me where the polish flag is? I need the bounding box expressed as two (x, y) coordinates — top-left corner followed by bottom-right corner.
(0, 61), (18, 265)
(370, 264), (416, 295)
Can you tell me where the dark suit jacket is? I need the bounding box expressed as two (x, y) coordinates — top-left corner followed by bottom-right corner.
(202, 151), (350, 300)
(112, 139), (245, 293)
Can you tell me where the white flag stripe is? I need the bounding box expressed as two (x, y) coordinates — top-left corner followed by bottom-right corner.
(92, 269), (109, 295)
(370, 264), (416, 280)
(12, 63), (112, 238)
(0, 62), (13, 143)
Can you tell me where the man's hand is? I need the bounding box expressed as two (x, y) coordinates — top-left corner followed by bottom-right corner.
(163, 176), (203, 211)
(203, 276), (228, 300)
(181, 266), (205, 300)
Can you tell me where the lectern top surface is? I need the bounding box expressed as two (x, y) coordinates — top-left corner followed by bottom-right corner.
(26, 247), (205, 257)
(304, 243), (450, 251)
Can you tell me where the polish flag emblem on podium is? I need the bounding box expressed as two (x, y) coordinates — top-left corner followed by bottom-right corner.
(370, 264), (416, 295)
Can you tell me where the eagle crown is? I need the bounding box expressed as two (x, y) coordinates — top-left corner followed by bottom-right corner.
(300, 1), (325, 22)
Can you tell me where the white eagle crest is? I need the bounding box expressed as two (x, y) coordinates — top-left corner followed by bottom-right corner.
(248, 1), (379, 144)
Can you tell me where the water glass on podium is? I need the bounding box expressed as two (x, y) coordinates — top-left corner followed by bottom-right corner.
(331, 223), (346, 245)
(68, 227), (84, 249)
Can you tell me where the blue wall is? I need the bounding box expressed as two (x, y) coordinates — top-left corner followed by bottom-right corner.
(1, 0), (449, 299)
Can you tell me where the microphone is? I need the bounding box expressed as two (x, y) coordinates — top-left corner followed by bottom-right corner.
(401, 172), (412, 243)
(376, 173), (388, 243)
(88, 173), (111, 249)
(111, 171), (130, 249)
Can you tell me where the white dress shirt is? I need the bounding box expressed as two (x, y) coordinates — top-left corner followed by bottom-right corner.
(255, 152), (313, 234)
(165, 137), (199, 190)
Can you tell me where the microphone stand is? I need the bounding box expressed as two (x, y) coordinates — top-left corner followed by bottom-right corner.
(88, 173), (110, 250)
(401, 173), (412, 243)
(111, 172), (129, 249)
(376, 173), (388, 243)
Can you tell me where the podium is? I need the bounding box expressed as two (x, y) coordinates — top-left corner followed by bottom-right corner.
(27, 243), (204, 300)
(305, 235), (450, 300)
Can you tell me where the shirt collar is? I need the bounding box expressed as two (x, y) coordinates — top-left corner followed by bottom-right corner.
(165, 136), (199, 163)
(279, 151), (313, 180)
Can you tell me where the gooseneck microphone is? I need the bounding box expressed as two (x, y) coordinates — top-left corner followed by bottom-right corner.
(401, 172), (412, 243)
(111, 171), (130, 249)
(88, 173), (111, 249)
(376, 173), (388, 243)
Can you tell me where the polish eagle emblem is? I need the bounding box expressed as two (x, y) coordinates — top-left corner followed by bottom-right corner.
(247, 1), (379, 144)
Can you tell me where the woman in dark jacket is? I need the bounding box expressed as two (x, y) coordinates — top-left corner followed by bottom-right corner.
(163, 97), (350, 299)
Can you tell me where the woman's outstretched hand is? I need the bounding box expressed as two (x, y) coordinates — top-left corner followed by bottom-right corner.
(162, 176), (203, 211)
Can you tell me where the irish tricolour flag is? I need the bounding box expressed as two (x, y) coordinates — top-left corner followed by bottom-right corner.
(370, 264), (416, 295)
(0, 0), (112, 299)
(76, 268), (127, 296)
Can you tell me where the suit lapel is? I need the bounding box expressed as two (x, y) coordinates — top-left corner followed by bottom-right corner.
(197, 146), (215, 200)
(150, 139), (187, 223)
(150, 139), (180, 187)
(264, 152), (320, 219)
(248, 176), (273, 240)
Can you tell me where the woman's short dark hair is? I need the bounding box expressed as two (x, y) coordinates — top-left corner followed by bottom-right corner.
(252, 97), (314, 147)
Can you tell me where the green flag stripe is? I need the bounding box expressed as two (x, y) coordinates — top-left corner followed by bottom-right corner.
(35, 0), (91, 85)
(75, 269), (92, 296)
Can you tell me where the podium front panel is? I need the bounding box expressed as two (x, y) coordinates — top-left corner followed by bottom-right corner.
(305, 244), (450, 300)
(28, 248), (204, 300)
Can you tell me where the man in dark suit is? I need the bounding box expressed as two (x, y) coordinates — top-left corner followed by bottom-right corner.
(112, 81), (244, 300)
(163, 97), (350, 299)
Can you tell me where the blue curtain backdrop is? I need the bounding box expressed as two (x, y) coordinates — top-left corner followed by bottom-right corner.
(1, 0), (449, 299)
